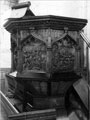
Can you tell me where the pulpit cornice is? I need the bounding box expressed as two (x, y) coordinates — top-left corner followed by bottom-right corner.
(4, 15), (87, 33)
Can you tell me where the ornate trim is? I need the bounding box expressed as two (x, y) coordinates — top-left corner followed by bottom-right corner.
(31, 33), (47, 45)
(52, 33), (67, 44)
(21, 33), (47, 46)
(52, 33), (77, 46)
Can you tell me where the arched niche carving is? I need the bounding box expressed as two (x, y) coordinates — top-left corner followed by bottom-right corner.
(52, 34), (77, 73)
(21, 35), (47, 71)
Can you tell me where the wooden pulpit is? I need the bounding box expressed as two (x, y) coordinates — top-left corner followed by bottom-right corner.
(4, 2), (87, 114)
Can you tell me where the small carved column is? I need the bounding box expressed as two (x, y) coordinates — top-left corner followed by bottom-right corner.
(17, 30), (23, 73)
(46, 36), (52, 74)
(11, 36), (16, 72)
(46, 36), (52, 96)
(11, 40), (14, 72)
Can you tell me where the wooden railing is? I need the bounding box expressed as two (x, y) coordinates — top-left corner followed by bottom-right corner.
(8, 109), (56, 120)
(80, 31), (90, 82)
(0, 91), (19, 115)
(0, 91), (56, 120)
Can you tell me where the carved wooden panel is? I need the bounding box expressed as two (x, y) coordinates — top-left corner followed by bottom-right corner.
(52, 35), (76, 73)
(22, 36), (47, 71)
(11, 29), (79, 73)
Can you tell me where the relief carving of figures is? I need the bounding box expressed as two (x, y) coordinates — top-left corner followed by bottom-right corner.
(22, 37), (47, 71)
(52, 35), (76, 73)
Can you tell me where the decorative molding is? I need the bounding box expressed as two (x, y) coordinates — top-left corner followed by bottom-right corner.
(4, 15), (87, 33)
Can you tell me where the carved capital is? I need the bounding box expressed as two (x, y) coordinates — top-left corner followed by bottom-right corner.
(64, 27), (68, 33)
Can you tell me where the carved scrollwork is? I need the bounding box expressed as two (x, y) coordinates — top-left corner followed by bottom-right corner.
(22, 36), (47, 71)
(52, 35), (76, 73)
